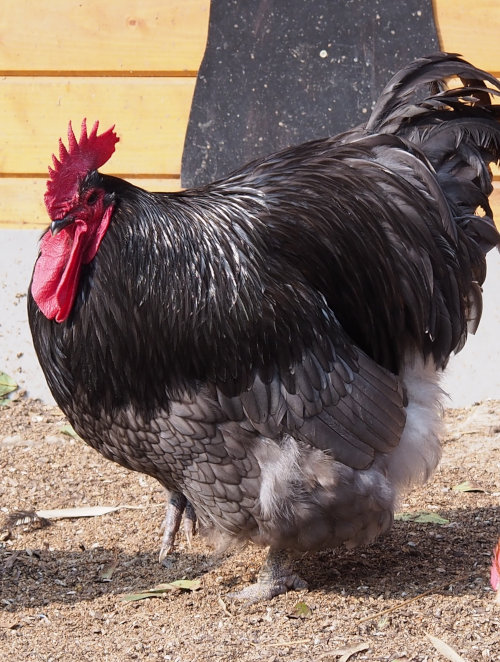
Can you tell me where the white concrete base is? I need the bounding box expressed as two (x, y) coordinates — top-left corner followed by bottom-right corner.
(1, 229), (499, 407)
(0, 230), (54, 403)
(441, 247), (500, 407)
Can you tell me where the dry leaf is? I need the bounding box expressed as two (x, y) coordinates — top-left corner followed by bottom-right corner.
(339, 643), (370, 662)
(59, 424), (81, 439)
(0, 372), (17, 398)
(217, 596), (232, 616)
(320, 642), (370, 661)
(395, 511), (449, 525)
(36, 505), (143, 520)
(5, 505), (144, 533)
(289, 600), (312, 619)
(426, 633), (467, 662)
(453, 481), (486, 493)
(121, 578), (202, 601)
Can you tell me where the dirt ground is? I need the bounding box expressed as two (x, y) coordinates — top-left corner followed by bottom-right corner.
(0, 398), (499, 662)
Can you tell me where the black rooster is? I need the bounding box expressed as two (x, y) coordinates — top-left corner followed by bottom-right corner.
(29, 53), (500, 600)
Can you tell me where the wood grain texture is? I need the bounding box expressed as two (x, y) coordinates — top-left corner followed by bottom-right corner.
(490, 182), (500, 224)
(0, 0), (210, 73)
(434, 0), (500, 74)
(0, 78), (195, 174)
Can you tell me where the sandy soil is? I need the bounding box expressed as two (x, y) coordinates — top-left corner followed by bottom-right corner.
(1, 398), (499, 662)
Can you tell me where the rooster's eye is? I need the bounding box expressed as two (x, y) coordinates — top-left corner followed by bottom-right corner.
(86, 191), (99, 205)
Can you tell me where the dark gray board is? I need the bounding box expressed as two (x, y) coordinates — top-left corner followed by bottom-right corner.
(181, 0), (439, 187)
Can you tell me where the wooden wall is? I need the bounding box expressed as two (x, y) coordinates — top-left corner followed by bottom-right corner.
(0, 0), (210, 228)
(1, 0), (499, 228)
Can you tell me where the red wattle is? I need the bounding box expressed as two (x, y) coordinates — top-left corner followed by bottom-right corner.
(31, 205), (113, 322)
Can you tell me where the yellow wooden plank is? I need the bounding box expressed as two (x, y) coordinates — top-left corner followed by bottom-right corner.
(490, 181), (500, 228)
(434, 0), (500, 74)
(0, 177), (182, 228)
(0, 0), (210, 73)
(0, 77), (196, 174)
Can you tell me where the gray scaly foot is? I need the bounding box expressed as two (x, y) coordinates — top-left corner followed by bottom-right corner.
(159, 492), (197, 561)
(229, 548), (308, 602)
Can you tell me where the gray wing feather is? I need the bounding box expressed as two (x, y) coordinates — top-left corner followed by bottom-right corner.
(212, 340), (406, 470)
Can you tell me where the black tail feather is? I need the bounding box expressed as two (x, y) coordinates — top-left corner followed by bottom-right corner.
(366, 52), (500, 133)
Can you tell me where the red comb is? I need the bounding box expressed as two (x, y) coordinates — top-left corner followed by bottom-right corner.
(45, 119), (119, 219)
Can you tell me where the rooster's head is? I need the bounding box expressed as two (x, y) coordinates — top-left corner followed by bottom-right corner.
(31, 120), (119, 323)
(45, 119), (119, 227)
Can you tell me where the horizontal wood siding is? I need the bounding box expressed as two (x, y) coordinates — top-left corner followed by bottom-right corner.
(1, 78), (196, 174)
(433, 0), (500, 75)
(1, 0), (499, 228)
(0, 0), (209, 227)
(0, 0), (209, 73)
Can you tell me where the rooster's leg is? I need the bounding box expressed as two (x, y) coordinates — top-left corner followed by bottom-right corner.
(229, 548), (308, 602)
(183, 500), (197, 546)
(159, 491), (197, 561)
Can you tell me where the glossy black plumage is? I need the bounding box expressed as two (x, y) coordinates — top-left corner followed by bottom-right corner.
(28, 54), (500, 597)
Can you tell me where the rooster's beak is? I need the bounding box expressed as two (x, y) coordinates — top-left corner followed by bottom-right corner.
(50, 215), (75, 236)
